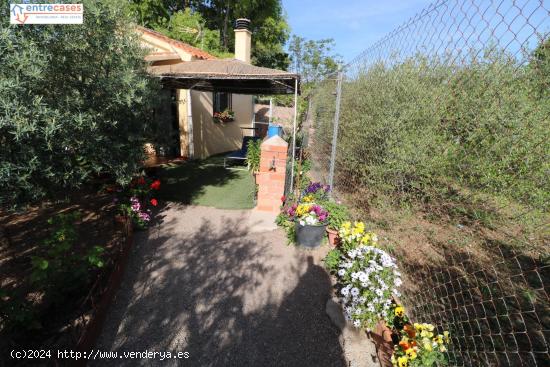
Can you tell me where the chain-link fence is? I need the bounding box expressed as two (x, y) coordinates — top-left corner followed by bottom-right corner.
(306, 0), (549, 365)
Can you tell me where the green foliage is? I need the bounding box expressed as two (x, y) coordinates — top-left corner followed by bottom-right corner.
(0, 288), (38, 331)
(30, 212), (105, 297)
(321, 201), (350, 230)
(288, 36), (342, 83)
(323, 248), (341, 273)
(312, 42), (550, 214)
(154, 8), (223, 56)
(275, 211), (296, 245)
(0, 0), (160, 209)
(245, 139), (261, 173)
(130, 0), (290, 68)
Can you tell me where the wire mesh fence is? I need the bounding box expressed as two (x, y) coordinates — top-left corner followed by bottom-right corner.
(305, 0), (549, 365)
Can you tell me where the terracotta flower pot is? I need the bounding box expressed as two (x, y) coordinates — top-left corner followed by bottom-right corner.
(326, 227), (340, 246)
(370, 320), (396, 367)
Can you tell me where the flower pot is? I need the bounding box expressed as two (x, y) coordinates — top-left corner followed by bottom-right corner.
(370, 320), (395, 367)
(295, 222), (327, 248)
(326, 227), (340, 246)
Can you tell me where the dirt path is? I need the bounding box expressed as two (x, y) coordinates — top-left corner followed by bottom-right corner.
(94, 204), (348, 366)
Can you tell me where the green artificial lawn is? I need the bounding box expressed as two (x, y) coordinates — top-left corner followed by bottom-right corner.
(156, 156), (255, 209)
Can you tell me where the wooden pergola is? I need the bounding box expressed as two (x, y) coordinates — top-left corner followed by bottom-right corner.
(148, 58), (301, 191)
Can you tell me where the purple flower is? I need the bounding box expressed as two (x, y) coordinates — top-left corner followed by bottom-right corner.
(139, 212), (151, 222)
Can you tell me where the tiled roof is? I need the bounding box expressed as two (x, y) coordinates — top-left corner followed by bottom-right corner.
(137, 26), (216, 60)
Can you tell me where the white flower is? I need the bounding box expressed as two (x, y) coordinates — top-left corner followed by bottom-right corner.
(351, 287), (360, 296)
(394, 278), (402, 287)
(341, 287), (350, 296)
(338, 269), (346, 277)
(353, 320), (361, 328)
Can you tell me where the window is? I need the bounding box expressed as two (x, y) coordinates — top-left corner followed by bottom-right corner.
(213, 92), (232, 113)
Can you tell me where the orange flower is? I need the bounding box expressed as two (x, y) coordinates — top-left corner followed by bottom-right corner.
(399, 341), (411, 350)
(404, 324), (416, 339)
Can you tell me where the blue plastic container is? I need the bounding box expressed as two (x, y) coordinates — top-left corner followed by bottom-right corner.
(267, 124), (283, 138)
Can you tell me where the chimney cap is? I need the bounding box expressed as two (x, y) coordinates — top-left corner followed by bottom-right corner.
(235, 18), (251, 30)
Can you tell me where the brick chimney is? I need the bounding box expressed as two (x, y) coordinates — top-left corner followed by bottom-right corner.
(234, 18), (251, 63)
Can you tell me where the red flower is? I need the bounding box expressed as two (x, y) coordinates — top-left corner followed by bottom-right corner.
(138, 177), (146, 185)
(150, 198), (158, 207)
(150, 179), (161, 190)
(281, 195), (286, 202)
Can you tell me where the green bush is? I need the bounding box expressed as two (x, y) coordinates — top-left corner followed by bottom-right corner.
(321, 200), (350, 230)
(313, 41), (550, 213)
(245, 139), (262, 173)
(30, 212), (105, 298)
(0, 0), (160, 209)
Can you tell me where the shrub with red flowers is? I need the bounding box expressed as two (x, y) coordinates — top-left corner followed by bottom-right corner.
(116, 176), (160, 229)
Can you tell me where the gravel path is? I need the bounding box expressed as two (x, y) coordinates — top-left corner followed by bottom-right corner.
(94, 204), (347, 366)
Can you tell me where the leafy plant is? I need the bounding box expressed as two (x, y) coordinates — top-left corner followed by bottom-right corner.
(323, 248), (342, 273)
(30, 212), (105, 299)
(276, 211), (296, 245)
(321, 201), (350, 230)
(245, 139), (262, 173)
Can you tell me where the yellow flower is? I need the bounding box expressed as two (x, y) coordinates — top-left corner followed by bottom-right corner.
(435, 335), (444, 345)
(405, 348), (417, 360)
(414, 323), (422, 331)
(443, 330), (450, 343)
(352, 221), (365, 235)
(422, 338), (433, 352)
(439, 345), (447, 353)
(398, 356), (409, 367)
(420, 329), (433, 338)
(391, 354), (397, 367)
(302, 195), (314, 203)
(296, 204), (312, 216)
(394, 306), (405, 318)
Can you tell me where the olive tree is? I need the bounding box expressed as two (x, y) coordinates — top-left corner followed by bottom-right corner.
(0, 0), (160, 208)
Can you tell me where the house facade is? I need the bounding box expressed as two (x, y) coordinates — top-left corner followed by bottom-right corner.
(138, 25), (255, 159)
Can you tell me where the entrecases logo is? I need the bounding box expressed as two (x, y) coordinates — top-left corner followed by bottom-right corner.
(10, 3), (83, 24)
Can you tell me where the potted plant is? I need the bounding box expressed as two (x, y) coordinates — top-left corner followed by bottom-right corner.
(321, 201), (350, 246)
(292, 203), (329, 248)
(213, 109), (235, 124)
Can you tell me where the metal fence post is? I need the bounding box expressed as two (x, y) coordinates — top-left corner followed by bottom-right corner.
(328, 71), (343, 194)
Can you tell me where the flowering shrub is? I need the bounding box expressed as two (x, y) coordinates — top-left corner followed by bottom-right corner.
(336, 244), (401, 330)
(338, 221), (379, 251)
(287, 203), (329, 226)
(302, 181), (330, 202)
(391, 317), (450, 367)
(116, 176), (160, 229)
